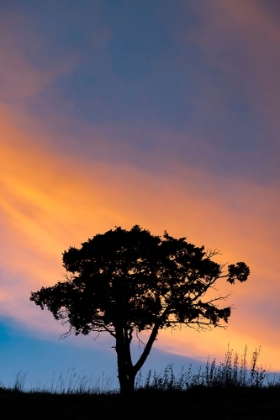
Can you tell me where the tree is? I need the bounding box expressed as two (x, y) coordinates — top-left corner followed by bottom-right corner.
(30, 225), (250, 394)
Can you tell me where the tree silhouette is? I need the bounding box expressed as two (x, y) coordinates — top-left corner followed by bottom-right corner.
(30, 225), (250, 394)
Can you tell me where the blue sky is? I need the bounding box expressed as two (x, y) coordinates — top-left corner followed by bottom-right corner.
(0, 0), (280, 390)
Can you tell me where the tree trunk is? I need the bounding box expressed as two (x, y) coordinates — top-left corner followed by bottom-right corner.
(115, 326), (136, 394)
(115, 321), (161, 394)
(117, 361), (136, 394)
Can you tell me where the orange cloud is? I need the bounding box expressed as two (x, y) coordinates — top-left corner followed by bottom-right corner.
(1, 103), (280, 368)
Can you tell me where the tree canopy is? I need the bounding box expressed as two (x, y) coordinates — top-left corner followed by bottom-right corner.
(30, 225), (250, 393)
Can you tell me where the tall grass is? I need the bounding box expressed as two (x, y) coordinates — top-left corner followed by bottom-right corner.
(0, 369), (117, 395)
(135, 346), (280, 392)
(1, 346), (279, 395)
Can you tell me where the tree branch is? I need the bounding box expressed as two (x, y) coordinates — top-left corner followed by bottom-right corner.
(133, 318), (162, 373)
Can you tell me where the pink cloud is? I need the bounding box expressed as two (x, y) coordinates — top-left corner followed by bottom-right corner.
(0, 13), (79, 101)
(181, 0), (280, 147)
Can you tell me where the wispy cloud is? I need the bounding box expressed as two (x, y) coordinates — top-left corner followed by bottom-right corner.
(0, 16), (79, 102)
(1, 102), (280, 366)
(0, 0), (280, 371)
(190, 1), (280, 139)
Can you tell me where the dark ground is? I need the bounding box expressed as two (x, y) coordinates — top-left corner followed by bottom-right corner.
(0, 386), (280, 420)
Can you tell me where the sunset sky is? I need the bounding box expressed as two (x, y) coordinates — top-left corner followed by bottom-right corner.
(1, 0), (280, 389)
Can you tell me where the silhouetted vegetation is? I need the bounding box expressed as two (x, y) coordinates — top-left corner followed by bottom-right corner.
(30, 225), (250, 393)
(0, 348), (279, 419)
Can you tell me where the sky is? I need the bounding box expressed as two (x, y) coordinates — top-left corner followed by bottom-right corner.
(1, 0), (280, 390)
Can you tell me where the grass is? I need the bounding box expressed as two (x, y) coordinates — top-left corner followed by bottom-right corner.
(8, 369), (116, 395)
(136, 345), (277, 391)
(0, 347), (280, 419)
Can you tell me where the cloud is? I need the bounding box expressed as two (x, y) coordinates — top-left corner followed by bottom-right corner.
(0, 11), (79, 102)
(185, 0), (280, 141)
(0, 0), (280, 370)
(1, 103), (280, 368)
(169, 0), (280, 187)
